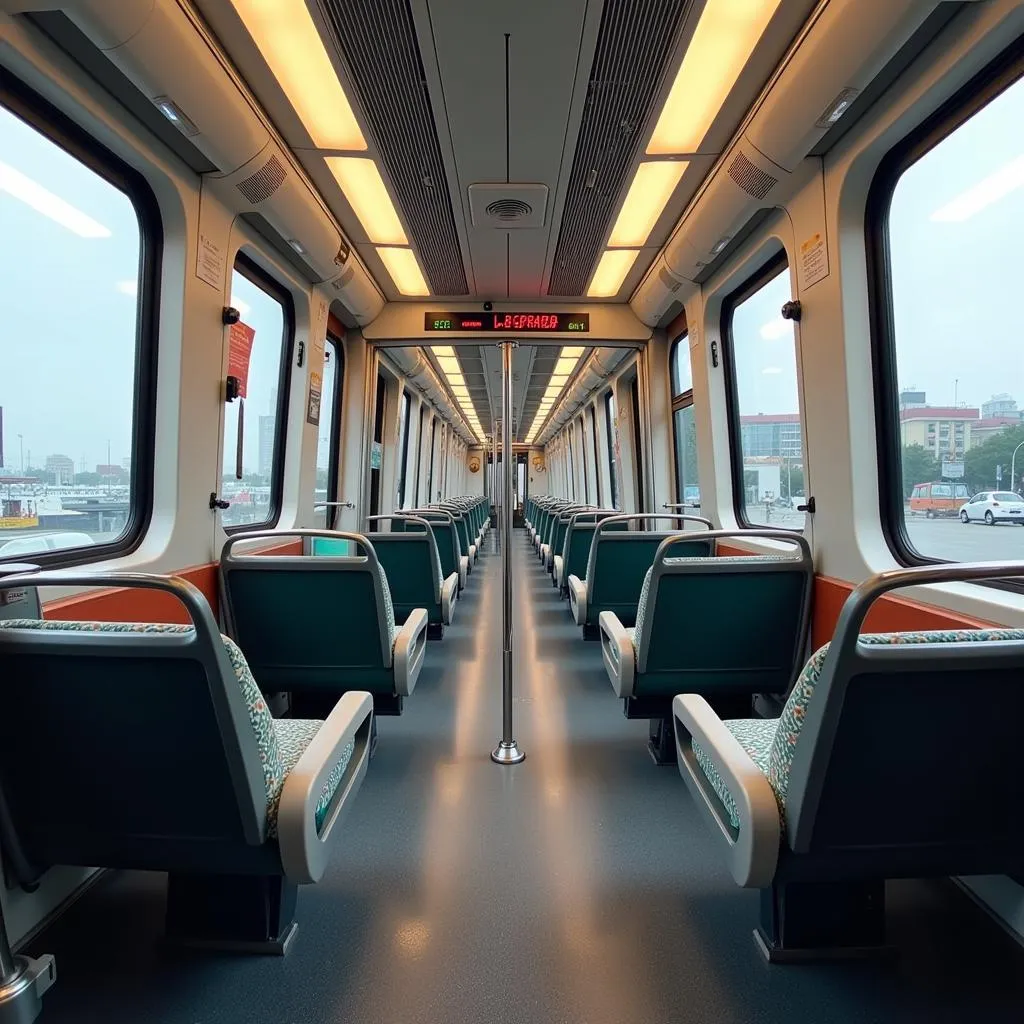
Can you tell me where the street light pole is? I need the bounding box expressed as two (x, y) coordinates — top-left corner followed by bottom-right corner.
(1011, 439), (1024, 495)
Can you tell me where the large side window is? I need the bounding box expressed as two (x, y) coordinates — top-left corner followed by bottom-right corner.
(0, 79), (159, 564)
(221, 256), (292, 529)
(313, 335), (343, 528)
(589, 406), (602, 506)
(396, 389), (412, 509)
(604, 390), (620, 509)
(869, 51), (1024, 565)
(722, 256), (805, 530)
(670, 335), (700, 516)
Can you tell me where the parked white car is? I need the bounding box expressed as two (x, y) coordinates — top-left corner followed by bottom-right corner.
(958, 491), (1024, 525)
(0, 532), (96, 557)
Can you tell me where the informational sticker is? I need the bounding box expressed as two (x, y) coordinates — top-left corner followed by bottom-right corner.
(312, 295), (329, 354)
(307, 371), (322, 426)
(196, 232), (226, 289)
(370, 441), (383, 470)
(799, 231), (829, 289)
(227, 321), (256, 398)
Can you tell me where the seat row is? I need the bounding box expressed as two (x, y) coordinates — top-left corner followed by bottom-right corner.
(0, 496), (490, 956)
(524, 495), (1024, 962)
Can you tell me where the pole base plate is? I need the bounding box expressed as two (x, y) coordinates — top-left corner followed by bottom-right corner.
(491, 741), (526, 765)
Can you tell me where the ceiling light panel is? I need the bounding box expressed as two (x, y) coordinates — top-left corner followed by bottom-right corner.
(647, 0), (782, 155)
(326, 157), (408, 245)
(229, 0), (366, 150)
(587, 249), (639, 298)
(608, 161), (687, 246)
(376, 247), (429, 296)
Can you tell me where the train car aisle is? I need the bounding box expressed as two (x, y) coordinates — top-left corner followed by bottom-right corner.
(22, 529), (1024, 1024)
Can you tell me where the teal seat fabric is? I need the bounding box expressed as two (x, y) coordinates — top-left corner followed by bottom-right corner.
(692, 628), (1024, 832)
(397, 512), (464, 588)
(272, 719), (353, 834)
(365, 529), (447, 625)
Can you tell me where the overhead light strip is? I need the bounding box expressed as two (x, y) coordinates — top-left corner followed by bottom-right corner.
(608, 160), (687, 247)
(327, 157), (408, 245)
(523, 347), (585, 443)
(432, 346), (481, 440)
(376, 247), (429, 296)
(587, 250), (639, 298)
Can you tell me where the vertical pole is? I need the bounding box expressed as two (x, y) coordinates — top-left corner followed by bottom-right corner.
(492, 340), (525, 765)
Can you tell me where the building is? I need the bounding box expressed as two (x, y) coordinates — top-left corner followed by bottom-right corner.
(258, 415), (275, 478)
(739, 414), (802, 460)
(981, 393), (1019, 419)
(971, 417), (1021, 446)
(899, 406), (978, 456)
(45, 453), (75, 485)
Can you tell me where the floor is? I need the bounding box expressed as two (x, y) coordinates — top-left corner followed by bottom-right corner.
(25, 527), (1024, 1023)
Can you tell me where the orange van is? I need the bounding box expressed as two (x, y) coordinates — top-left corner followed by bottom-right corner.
(908, 481), (971, 517)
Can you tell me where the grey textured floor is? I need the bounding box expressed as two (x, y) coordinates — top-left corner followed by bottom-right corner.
(26, 528), (1024, 1022)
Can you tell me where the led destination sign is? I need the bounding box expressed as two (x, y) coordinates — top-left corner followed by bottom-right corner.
(425, 312), (589, 333)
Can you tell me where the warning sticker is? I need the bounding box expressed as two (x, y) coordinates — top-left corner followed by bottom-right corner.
(307, 371), (322, 426)
(228, 321), (256, 398)
(800, 231), (829, 289)
(196, 232), (226, 289)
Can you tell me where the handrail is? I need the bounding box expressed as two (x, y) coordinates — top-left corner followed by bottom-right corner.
(595, 512), (714, 534)
(655, 528), (811, 564)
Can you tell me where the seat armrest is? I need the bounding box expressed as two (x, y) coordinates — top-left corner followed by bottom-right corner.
(277, 691), (373, 884)
(599, 612), (635, 697)
(469, 543), (477, 565)
(553, 555), (564, 588)
(394, 608), (429, 696)
(441, 572), (459, 625)
(672, 694), (781, 888)
(459, 556), (469, 589)
(568, 575), (587, 626)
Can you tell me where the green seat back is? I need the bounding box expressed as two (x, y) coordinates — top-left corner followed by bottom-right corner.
(366, 533), (442, 624)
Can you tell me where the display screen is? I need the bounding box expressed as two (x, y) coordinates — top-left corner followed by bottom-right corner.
(424, 312), (589, 333)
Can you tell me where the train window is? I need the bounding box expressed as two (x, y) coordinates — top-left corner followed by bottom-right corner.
(629, 376), (645, 512)
(578, 418), (589, 503)
(0, 84), (159, 565)
(869, 52), (1024, 566)
(604, 390), (620, 509)
(589, 406), (602, 506)
(396, 389), (412, 508)
(221, 256), (292, 530)
(722, 256), (805, 530)
(426, 417), (437, 502)
(369, 373), (387, 517)
(313, 336), (343, 528)
(566, 431), (576, 500)
(670, 336), (700, 515)
(413, 405), (425, 503)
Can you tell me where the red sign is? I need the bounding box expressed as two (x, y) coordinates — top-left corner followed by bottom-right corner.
(228, 321), (256, 398)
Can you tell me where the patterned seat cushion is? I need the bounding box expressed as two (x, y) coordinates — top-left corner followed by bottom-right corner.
(692, 628), (1024, 833)
(0, 619), (354, 837)
(693, 718), (778, 829)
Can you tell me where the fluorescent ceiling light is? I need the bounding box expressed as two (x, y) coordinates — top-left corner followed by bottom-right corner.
(759, 318), (789, 341)
(562, 347), (585, 358)
(433, 346), (455, 357)
(0, 160), (110, 237)
(376, 247), (429, 296)
(647, 0), (782, 155)
(930, 155), (1024, 223)
(229, 0), (366, 150)
(327, 157), (408, 245)
(587, 250), (639, 297)
(437, 357), (461, 374)
(608, 161), (687, 246)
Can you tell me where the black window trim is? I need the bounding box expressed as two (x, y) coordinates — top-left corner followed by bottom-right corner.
(396, 388), (412, 509)
(865, 36), (1024, 589)
(719, 249), (800, 531)
(588, 404), (601, 507)
(224, 250), (295, 534)
(603, 389), (619, 510)
(670, 332), (696, 503)
(0, 67), (162, 568)
(321, 332), (345, 530)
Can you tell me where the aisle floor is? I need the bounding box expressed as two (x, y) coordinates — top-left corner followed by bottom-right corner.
(25, 527), (1024, 1023)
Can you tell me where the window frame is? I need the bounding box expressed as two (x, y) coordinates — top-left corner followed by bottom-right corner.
(589, 405), (602, 507)
(222, 251), (295, 534)
(604, 390), (619, 509)
(396, 388), (412, 509)
(669, 333), (697, 504)
(720, 250), (801, 531)
(319, 333), (345, 529)
(0, 69), (163, 567)
(865, 39), (1024, 577)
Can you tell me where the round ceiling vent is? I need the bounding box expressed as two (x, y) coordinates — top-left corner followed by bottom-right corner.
(485, 198), (533, 222)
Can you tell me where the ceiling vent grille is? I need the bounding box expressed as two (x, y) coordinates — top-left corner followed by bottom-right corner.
(547, 0), (692, 296)
(318, 0), (468, 295)
(727, 150), (778, 200)
(236, 153), (286, 204)
(486, 199), (533, 222)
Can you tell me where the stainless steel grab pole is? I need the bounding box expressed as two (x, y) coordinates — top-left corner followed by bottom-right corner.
(492, 340), (525, 765)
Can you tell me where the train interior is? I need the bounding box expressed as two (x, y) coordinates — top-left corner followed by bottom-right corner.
(1, 0), (1024, 1021)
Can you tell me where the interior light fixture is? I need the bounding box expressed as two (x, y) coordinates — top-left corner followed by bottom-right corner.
(327, 157), (408, 245)
(0, 160), (110, 238)
(153, 96), (199, 137)
(647, 0), (783, 155)
(288, 238), (308, 255)
(608, 161), (688, 246)
(816, 88), (860, 128)
(229, 0), (366, 150)
(376, 246), (429, 296)
(587, 250), (639, 298)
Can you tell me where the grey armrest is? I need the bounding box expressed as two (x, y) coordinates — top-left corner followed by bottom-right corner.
(441, 572), (459, 625)
(553, 555), (565, 589)
(277, 691), (373, 884)
(394, 608), (428, 696)
(459, 556), (469, 589)
(469, 543), (477, 565)
(568, 574), (587, 626)
(672, 694), (781, 888)
(599, 611), (635, 697)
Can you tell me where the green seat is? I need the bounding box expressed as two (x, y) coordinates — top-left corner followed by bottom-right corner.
(673, 560), (1024, 962)
(553, 511), (622, 595)
(366, 514), (459, 638)
(541, 505), (594, 574)
(569, 513), (713, 639)
(397, 509), (468, 590)
(0, 571), (373, 954)
(600, 530), (813, 763)
(220, 530), (428, 717)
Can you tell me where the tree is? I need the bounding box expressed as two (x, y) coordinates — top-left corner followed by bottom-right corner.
(780, 465), (804, 499)
(964, 424), (1024, 493)
(900, 444), (940, 499)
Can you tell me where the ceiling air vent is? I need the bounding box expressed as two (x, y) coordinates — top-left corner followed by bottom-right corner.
(487, 199), (532, 222)
(727, 151), (778, 200)
(235, 152), (286, 204)
(469, 183), (548, 229)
